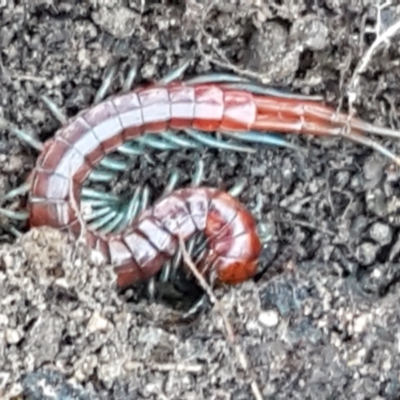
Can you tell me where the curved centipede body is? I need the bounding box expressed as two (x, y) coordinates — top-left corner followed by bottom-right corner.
(5, 62), (400, 300)
(27, 82), (271, 288)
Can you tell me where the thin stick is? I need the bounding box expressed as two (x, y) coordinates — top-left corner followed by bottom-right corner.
(178, 236), (263, 400)
(348, 3), (400, 111)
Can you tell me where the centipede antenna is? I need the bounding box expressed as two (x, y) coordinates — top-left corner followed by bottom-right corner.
(81, 188), (121, 202)
(160, 130), (198, 149)
(1, 183), (31, 203)
(10, 127), (43, 152)
(41, 95), (68, 125)
(88, 169), (116, 183)
(357, 120), (400, 139)
(220, 130), (302, 151)
(99, 156), (128, 171)
(88, 209), (118, 231)
(185, 73), (252, 85)
(134, 134), (180, 151)
(94, 64), (118, 104)
(223, 82), (324, 101)
(159, 58), (192, 84)
(0, 207), (29, 221)
(162, 169), (181, 196)
(117, 142), (144, 156)
(83, 206), (113, 223)
(122, 59), (139, 93)
(344, 131), (400, 167)
(184, 128), (256, 154)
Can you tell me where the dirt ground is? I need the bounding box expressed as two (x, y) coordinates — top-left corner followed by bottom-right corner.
(2, 0), (400, 399)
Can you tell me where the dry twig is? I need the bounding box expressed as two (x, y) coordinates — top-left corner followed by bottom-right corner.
(348, 2), (400, 114)
(178, 236), (264, 400)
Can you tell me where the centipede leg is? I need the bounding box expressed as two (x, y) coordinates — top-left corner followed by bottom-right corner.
(221, 81), (324, 101)
(0, 208), (29, 221)
(99, 209), (127, 235)
(181, 125), (297, 153)
(219, 130), (302, 152)
(184, 73), (324, 101)
(94, 64), (118, 104)
(99, 156), (129, 171)
(83, 206), (114, 222)
(134, 134), (180, 151)
(95, 181), (150, 236)
(87, 169), (116, 183)
(116, 142), (144, 156)
(0, 208), (28, 239)
(185, 72), (252, 85)
(1, 182), (31, 204)
(181, 293), (210, 321)
(9, 127), (43, 152)
(0, 182), (31, 235)
(87, 209), (119, 231)
(184, 128), (256, 153)
(41, 95), (68, 125)
(122, 59), (139, 93)
(81, 188), (121, 202)
(126, 129), (199, 153)
(159, 130), (198, 149)
(159, 58), (192, 84)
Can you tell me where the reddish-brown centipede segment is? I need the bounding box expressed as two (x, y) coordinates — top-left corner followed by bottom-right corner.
(16, 76), (400, 289)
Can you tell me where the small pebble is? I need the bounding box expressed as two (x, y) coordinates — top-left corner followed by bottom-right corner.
(353, 314), (371, 334)
(369, 222), (392, 246)
(5, 328), (22, 344)
(356, 242), (379, 266)
(290, 15), (329, 51)
(258, 310), (279, 328)
(87, 311), (111, 333)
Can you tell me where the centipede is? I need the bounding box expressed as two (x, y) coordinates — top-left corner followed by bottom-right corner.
(2, 59), (400, 315)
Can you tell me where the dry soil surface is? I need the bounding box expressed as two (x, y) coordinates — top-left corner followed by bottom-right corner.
(2, 1), (400, 399)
